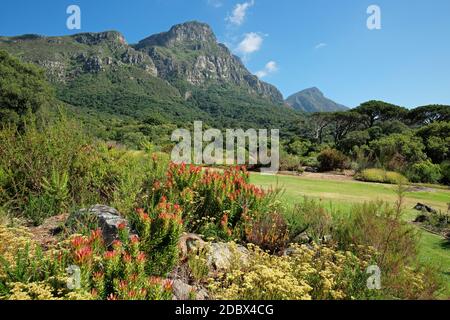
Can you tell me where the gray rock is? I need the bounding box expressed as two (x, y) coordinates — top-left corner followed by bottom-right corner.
(179, 233), (206, 261)
(172, 280), (208, 300)
(74, 205), (133, 246)
(414, 214), (430, 223)
(414, 203), (437, 214)
(206, 242), (249, 271)
(293, 232), (311, 244)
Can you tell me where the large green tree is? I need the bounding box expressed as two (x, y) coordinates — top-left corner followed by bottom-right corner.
(354, 101), (408, 128)
(0, 50), (54, 124)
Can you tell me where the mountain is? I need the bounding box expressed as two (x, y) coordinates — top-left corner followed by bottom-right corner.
(286, 87), (348, 113)
(0, 21), (293, 137)
(133, 22), (283, 103)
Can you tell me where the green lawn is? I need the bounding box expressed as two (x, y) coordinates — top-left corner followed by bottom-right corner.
(250, 173), (450, 295)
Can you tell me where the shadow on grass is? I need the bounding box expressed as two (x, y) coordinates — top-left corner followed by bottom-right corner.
(439, 239), (450, 250)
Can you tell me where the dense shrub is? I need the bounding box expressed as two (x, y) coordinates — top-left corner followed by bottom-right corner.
(370, 133), (427, 171)
(332, 199), (440, 299)
(317, 148), (349, 172)
(0, 224), (174, 300)
(285, 198), (333, 243)
(246, 211), (289, 254)
(148, 164), (278, 241)
(209, 244), (377, 300)
(0, 116), (155, 224)
(0, 50), (54, 124)
(407, 160), (443, 184)
(356, 169), (408, 185)
(130, 199), (183, 276)
(440, 161), (450, 185)
(279, 152), (303, 173)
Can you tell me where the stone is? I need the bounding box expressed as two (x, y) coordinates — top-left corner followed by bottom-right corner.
(179, 233), (206, 261)
(206, 242), (249, 271)
(293, 232), (311, 244)
(414, 203), (437, 214)
(72, 205), (133, 246)
(172, 280), (208, 300)
(414, 214), (430, 223)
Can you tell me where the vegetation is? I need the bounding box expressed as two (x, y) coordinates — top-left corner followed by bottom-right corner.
(0, 40), (449, 301)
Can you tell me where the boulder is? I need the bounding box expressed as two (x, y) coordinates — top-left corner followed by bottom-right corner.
(414, 214), (430, 223)
(414, 203), (437, 214)
(179, 233), (206, 261)
(206, 243), (249, 271)
(172, 279), (208, 300)
(71, 205), (134, 246)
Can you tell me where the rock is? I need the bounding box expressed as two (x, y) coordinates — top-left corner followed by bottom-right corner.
(172, 280), (208, 300)
(293, 232), (311, 244)
(322, 234), (333, 244)
(305, 167), (318, 173)
(206, 242), (249, 271)
(179, 233), (206, 261)
(72, 205), (134, 246)
(414, 214), (430, 223)
(414, 203), (437, 214)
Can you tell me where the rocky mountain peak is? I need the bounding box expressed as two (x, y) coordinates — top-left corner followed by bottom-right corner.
(72, 31), (127, 46)
(286, 87), (348, 113)
(136, 21), (216, 49)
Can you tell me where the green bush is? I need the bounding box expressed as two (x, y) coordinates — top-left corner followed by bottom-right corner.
(0, 115), (154, 224)
(407, 160), (443, 184)
(317, 148), (349, 172)
(356, 168), (408, 185)
(440, 161), (450, 185)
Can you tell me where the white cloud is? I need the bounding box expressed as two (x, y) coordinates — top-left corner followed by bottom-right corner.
(236, 32), (263, 55)
(226, 0), (255, 26)
(315, 43), (327, 49)
(207, 0), (223, 8)
(255, 61), (278, 78)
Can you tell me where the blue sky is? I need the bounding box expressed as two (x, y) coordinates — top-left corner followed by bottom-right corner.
(1, 0), (449, 108)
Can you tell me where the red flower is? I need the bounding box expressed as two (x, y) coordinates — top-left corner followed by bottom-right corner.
(130, 235), (140, 244)
(74, 246), (93, 264)
(118, 222), (127, 231)
(107, 294), (118, 301)
(104, 250), (118, 260)
(149, 277), (162, 286)
(136, 252), (146, 263)
(71, 236), (86, 249)
(163, 279), (174, 291)
(123, 253), (132, 263)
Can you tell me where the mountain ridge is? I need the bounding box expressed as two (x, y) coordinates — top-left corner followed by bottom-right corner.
(286, 87), (348, 113)
(0, 21), (300, 136)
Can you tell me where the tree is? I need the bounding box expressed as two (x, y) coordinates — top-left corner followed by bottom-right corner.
(328, 111), (364, 147)
(415, 121), (450, 163)
(407, 105), (450, 126)
(310, 113), (333, 144)
(0, 50), (54, 124)
(354, 101), (408, 129)
(370, 133), (427, 170)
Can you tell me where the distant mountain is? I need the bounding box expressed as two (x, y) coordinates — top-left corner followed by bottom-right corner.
(0, 21), (297, 132)
(286, 87), (348, 113)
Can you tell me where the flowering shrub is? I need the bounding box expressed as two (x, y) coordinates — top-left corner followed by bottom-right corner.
(148, 163), (277, 240)
(130, 197), (183, 276)
(209, 244), (377, 300)
(66, 229), (173, 300)
(246, 211), (289, 254)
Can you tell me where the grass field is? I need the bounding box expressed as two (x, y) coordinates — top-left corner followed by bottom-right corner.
(250, 173), (450, 296)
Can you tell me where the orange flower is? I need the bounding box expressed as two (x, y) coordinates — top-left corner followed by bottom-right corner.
(74, 246), (93, 264)
(163, 279), (174, 291)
